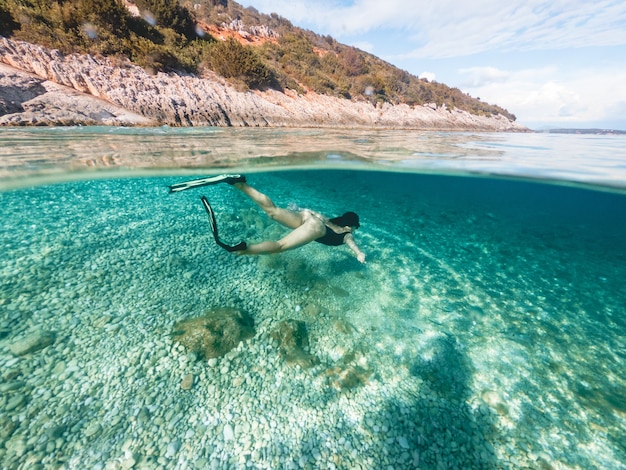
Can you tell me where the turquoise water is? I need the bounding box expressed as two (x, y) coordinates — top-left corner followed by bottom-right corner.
(1, 128), (626, 469)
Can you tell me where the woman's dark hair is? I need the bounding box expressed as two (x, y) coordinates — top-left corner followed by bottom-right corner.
(330, 211), (360, 228)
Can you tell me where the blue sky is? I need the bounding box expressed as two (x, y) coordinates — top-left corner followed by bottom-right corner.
(237, 0), (626, 130)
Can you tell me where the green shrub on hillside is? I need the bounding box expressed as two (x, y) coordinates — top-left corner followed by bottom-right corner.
(0, 0), (20, 36)
(2, 0), (210, 72)
(133, 0), (197, 39)
(206, 37), (278, 90)
(339, 47), (367, 77)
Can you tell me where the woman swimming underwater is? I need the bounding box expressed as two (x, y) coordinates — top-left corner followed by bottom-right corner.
(169, 174), (366, 263)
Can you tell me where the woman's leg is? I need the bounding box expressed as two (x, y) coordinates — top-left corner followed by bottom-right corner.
(233, 182), (303, 229)
(239, 213), (326, 255)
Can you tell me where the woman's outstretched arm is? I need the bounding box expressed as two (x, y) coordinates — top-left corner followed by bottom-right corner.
(344, 233), (366, 263)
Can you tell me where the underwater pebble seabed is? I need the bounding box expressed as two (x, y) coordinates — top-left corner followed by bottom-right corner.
(1, 170), (626, 470)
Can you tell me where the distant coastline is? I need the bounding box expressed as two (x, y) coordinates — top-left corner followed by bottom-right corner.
(537, 128), (626, 135)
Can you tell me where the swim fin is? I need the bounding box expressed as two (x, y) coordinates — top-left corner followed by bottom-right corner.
(200, 196), (247, 252)
(169, 174), (246, 193)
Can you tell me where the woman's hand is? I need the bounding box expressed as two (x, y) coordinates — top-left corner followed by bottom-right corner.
(345, 233), (365, 263)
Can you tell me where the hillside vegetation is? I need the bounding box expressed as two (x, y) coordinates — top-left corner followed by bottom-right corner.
(0, 0), (516, 120)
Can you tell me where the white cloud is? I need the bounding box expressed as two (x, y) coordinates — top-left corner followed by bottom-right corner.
(351, 41), (375, 53)
(243, 0), (626, 58)
(419, 71), (436, 82)
(245, 0), (415, 39)
(458, 67), (511, 87)
(459, 65), (626, 126)
(606, 100), (626, 118)
(407, 0), (626, 58)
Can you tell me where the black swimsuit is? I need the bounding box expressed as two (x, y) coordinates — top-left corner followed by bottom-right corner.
(315, 226), (348, 246)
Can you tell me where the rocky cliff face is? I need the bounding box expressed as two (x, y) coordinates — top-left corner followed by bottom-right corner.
(0, 63), (152, 126)
(0, 37), (526, 130)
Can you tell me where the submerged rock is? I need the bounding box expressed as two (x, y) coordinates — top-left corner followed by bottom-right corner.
(271, 320), (319, 369)
(181, 373), (194, 390)
(172, 308), (255, 359)
(481, 390), (509, 416)
(83, 422), (102, 438)
(325, 351), (373, 391)
(333, 319), (356, 335)
(0, 417), (18, 440)
(8, 330), (56, 356)
(326, 365), (372, 391)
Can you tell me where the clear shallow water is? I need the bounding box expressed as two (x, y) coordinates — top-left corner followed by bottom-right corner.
(1, 127), (626, 190)
(1, 128), (626, 469)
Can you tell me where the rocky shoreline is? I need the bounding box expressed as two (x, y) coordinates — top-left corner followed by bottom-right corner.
(0, 37), (526, 131)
